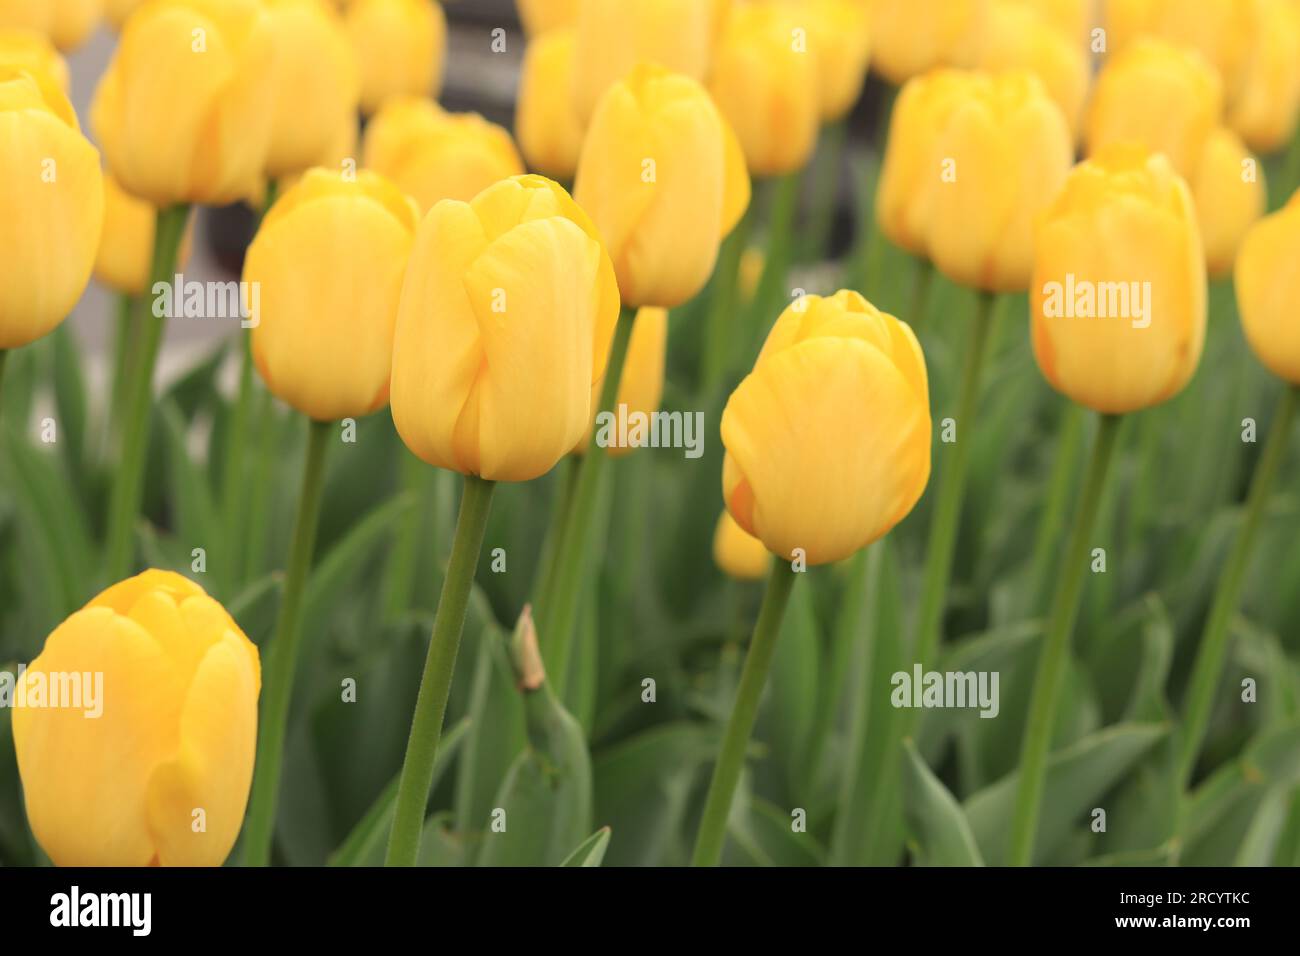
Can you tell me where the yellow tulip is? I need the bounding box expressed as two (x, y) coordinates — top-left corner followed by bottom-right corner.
(91, 0), (277, 208)
(0, 68), (103, 351)
(391, 175), (620, 482)
(713, 509), (771, 580)
(50, 0), (100, 50)
(0, 0), (49, 33)
(12, 570), (261, 867)
(0, 28), (69, 91)
(574, 63), (750, 308)
(1192, 127), (1266, 277)
(867, 0), (987, 84)
(1229, 0), (1300, 153)
(363, 98), (525, 214)
(1085, 37), (1223, 180)
(577, 306), (668, 455)
(244, 169), (419, 421)
(516, 0), (577, 35)
(345, 0), (446, 116)
(516, 27), (584, 180)
(105, 0), (145, 29)
(1004, 0), (1090, 43)
(263, 0), (359, 180)
(721, 290), (931, 566)
(572, 0), (714, 123)
(1235, 190), (1300, 385)
(1031, 144), (1206, 415)
(804, 0), (871, 122)
(709, 2), (820, 177)
(95, 173), (195, 295)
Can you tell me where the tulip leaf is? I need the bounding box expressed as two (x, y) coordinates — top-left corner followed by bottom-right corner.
(902, 739), (985, 866)
(559, 826), (611, 867)
(762, 575), (821, 802)
(160, 400), (220, 582)
(49, 325), (88, 491)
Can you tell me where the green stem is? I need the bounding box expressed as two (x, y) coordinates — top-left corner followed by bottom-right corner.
(107, 292), (138, 457)
(103, 204), (191, 582)
(908, 257), (934, 331)
(701, 208), (752, 393)
(386, 473), (496, 866)
(0, 349), (7, 423)
(1029, 403), (1083, 610)
(532, 453), (580, 626)
(746, 173), (800, 335)
(222, 335), (256, 577)
(241, 417), (332, 866)
(691, 557), (799, 866)
(1176, 386), (1298, 794)
(1008, 412), (1123, 867)
(804, 120), (846, 262)
(382, 449), (431, 622)
(242, 389), (277, 578)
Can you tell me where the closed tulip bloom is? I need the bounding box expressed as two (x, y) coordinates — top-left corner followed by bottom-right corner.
(577, 306), (668, 455)
(721, 291), (931, 566)
(1193, 127), (1265, 277)
(392, 175), (619, 482)
(244, 169), (418, 421)
(0, 68), (103, 350)
(868, 0), (987, 84)
(1004, 0), (1090, 43)
(516, 0), (577, 35)
(0, 28), (69, 91)
(50, 0), (100, 50)
(1229, 0), (1300, 153)
(12, 570), (261, 867)
(709, 2), (820, 177)
(574, 64), (750, 308)
(713, 510), (771, 581)
(1104, 0), (1253, 104)
(1031, 144), (1206, 414)
(91, 0), (277, 208)
(516, 27), (584, 180)
(1235, 191), (1300, 385)
(572, 0), (713, 123)
(345, 0), (445, 115)
(805, 0), (871, 122)
(1085, 38), (1223, 180)
(364, 98), (524, 213)
(263, 0), (359, 179)
(95, 174), (194, 295)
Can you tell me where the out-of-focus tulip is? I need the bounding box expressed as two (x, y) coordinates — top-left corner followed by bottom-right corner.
(721, 290), (931, 566)
(574, 64), (750, 308)
(0, 28), (69, 90)
(345, 0), (445, 115)
(91, 0), (277, 208)
(0, 68), (103, 350)
(0, 0), (49, 33)
(391, 175), (620, 482)
(572, 0), (713, 123)
(95, 174), (194, 295)
(244, 169), (418, 421)
(1192, 127), (1265, 277)
(868, 0), (987, 84)
(1235, 190), (1300, 385)
(105, 0), (145, 29)
(516, 0), (577, 35)
(50, 0), (100, 50)
(713, 510), (771, 580)
(1005, 0), (1090, 44)
(12, 570), (261, 867)
(577, 306), (668, 455)
(709, 2), (820, 176)
(263, 0), (359, 180)
(1031, 144), (1206, 414)
(1085, 37), (1222, 180)
(516, 27), (584, 180)
(804, 0), (871, 122)
(1103, 0), (1253, 103)
(364, 98), (524, 213)
(1229, 0), (1300, 153)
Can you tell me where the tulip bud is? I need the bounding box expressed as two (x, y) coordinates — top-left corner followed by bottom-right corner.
(49, 0), (100, 50)
(868, 0), (988, 84)
(515, 27), (584, 180)
(1192, 127), (1265, 277)
(577, 306), (668, 455)
(713, 510), (770, 580)
(363, 98), (525, 214)
(1228, 0), (1300, 154)
(91, 0), (278, 208)
(574, 64), (750, 308)
(721, 291), (931, 566)
(1031, 144), (1207, 414)
(804, 0), (872, 122)
(1085, 37), (1223, 180)
(709, 2), (820, 177)
(263, 0), (359, 180)
(1235, 190), (1300, 385)
(515, 0), (577, 36)
(12, 570), (261, 867)
(0, 28), (69, 91)
(391, 175), (620, 482)
(95, 173), (194, 295)
(0, 68), (103, 351)
(344, 0), (446, 116)
(244, 169), (419, 421)
(1104, 0), (1253, 104)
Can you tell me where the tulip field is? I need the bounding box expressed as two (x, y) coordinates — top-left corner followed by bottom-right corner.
(3, 0), (1300, 879)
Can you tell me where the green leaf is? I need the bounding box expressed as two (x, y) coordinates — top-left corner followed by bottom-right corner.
(160, 400), (219, 580)
(559, 827), (611, 867)
(902, 739), (985, 866)
(50, 325), (88, 488)
(762, 576), (820, 801)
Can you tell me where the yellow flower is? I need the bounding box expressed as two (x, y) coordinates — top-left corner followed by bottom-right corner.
(91, 0), (277, 207)
(575, 64), (750, 308)
(572, 0), (714, 123)
(344, 0), (445, 116)
(0, 68), (103, 350)
(0, 28), (69, 91)
(713, 509), (771, 581)
(577, 306), (668, 455)
(1192, 127), (1265, 277)
(516, 0), (577, 35)
(1229, 0), (1300, 153)
(363, 98), (524, 214)
(804, 0), (871, 122)
(1004, 0), (1090, 43)
(244, 169), (419, 421)
(95, 173), (194, 295)
(721, 291), (931, 566)
(1235, 190), (1300, 385)
(709, 2), (820, 177)
(391, 175), (620, 482)
(1031, 144), (1206, 415)
(0, 0), (49, 33)
(867, 0), (987, 84)
(49, 0), (100, 50)
(105, 0), (145, 29)
(515, 27), (584, 180)
(12, 570), (261, 867)
(263, 0), (359, 180)
(1084, 37), (1223, 180)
